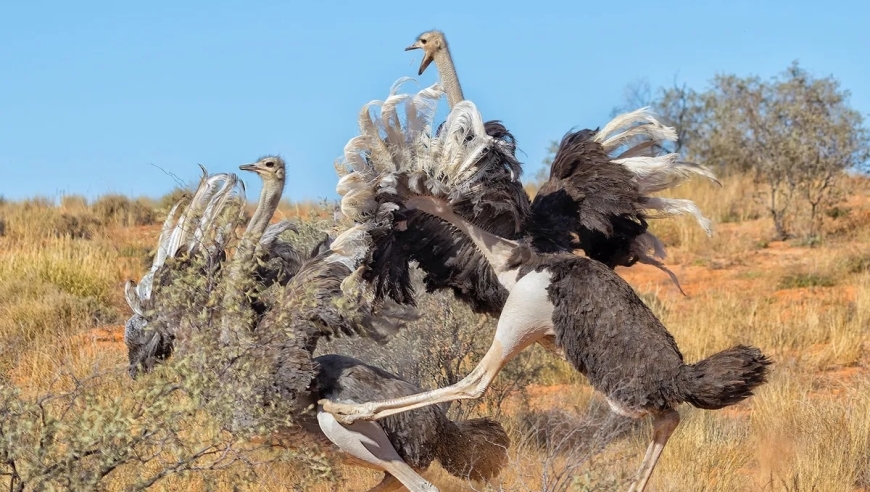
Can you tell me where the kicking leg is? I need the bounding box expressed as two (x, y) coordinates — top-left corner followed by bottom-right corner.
(627, 408), (680, 492)
(320, 270), (556, 424)
(317, 409), (437, 492)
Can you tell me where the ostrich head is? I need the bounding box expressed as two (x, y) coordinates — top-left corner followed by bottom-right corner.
(405, 30), (449, 76)
(405, 30), (464, 109)
(239, 155), (286, 185)
(238, 155), (287, 235)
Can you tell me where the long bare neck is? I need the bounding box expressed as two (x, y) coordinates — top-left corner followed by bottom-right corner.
(434, 47), (464, 109)
(245, 180), (284, 237)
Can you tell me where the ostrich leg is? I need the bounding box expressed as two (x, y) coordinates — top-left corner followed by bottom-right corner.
(628, 409), (680, 492)
(316, 410), (438, 492)
(321, 270), (554, 423)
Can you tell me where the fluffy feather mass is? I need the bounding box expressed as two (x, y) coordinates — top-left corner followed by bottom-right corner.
(332, 79), (529, 311)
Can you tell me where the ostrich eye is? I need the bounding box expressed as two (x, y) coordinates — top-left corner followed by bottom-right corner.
(420, 38), (427, 44)
(265, 161), (275, 168)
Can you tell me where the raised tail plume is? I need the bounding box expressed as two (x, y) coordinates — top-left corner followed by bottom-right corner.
(677, 345), (772, 410)
(130, 168), (246, 307)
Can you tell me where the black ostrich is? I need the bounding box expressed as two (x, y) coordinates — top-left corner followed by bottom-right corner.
(322, 67), (772, 491)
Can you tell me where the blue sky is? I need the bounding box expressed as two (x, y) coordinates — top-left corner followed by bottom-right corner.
(1, 0), (867, 204)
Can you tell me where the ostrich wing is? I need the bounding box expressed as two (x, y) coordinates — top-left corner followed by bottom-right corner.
(124, 168), (247, 377)
(527, 108), (719, 291)
(251, 225), (420, 404)
(254, 219), (303, 288)
(336, 79), (530, 315)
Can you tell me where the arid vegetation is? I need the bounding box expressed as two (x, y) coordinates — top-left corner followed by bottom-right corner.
(2, 62), (869, 491)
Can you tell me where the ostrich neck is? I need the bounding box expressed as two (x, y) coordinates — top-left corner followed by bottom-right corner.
(218, 178), (285, 345)
(245, 180), (285, 237)
(434, 49), (464, 109)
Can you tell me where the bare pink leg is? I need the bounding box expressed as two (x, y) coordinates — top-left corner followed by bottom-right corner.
(627, 409), (680, 492)
(321, 270), (556, 424)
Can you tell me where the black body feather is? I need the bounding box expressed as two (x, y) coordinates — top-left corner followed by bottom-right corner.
(363, 121), (530, 316)
(513, 251), (771, 414)
(528, 129), (651, 267)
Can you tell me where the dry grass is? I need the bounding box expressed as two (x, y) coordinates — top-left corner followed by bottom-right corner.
(616, 269), (870, 491)
(2, 174), (869, 491)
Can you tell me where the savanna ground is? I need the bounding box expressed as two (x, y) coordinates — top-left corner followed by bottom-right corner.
(1, 172), (869, 491)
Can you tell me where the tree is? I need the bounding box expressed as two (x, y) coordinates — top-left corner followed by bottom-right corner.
(609, 77), (655, 118)
(652, 81), (705, 158)
(689, 62), (870, 239)
(540, 63), (870, 239)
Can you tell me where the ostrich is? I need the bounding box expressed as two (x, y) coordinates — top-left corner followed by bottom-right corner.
(321, 81), (772, 491)
(124, 159), (297, 377)
(125, 167), (510, 492)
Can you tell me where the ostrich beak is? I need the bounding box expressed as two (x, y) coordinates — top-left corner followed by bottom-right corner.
(417, 52), (434, 76)
(404, 41), (433, 75)
(239, 163), (259, 173)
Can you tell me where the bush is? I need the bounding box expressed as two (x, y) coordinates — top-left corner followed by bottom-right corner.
(0, 222), (333, 490)
(53, 213), (101, 239)
(0, 367), (330, 491)
(59, 194), (89, 211)
(0, 196), (104, 240)
(155, 187), (192, 218)
(91, 194), (155, 227)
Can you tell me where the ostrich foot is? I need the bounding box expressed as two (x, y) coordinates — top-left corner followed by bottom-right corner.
(319, 399), (376, 424)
